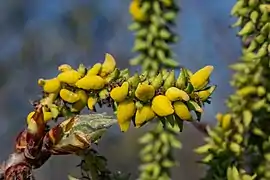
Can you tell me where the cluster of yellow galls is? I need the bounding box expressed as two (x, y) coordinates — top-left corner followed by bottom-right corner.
(27, 53), (116, 124)
(26, 53), (215, 133)
(110, 64), (215, 132)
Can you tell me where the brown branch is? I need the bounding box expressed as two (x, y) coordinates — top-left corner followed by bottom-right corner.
(0, 153), (35, 180)
(191, 121), (208, 135)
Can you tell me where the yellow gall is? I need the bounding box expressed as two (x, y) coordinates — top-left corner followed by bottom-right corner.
(135, 83), (155, 102)
(151, 95), (174, 117)
(76, 75), (106, 90)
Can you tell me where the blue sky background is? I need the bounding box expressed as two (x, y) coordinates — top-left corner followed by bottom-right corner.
(0, 0), (242, 179)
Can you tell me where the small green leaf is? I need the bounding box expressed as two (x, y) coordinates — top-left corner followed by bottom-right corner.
(252, 127), (266, 137)
(148, 47), (156, 57)
(138, 133), (154, 144)
(68, 175), (80, 180)
(251, 98), (266, 110)
(152, 165), (161, 178)
(201, 154), (213, 163)
(149, 24), (158, 35)
(161, 159), (175, 168)
(133, 40), (148, 51)
(153, 140), (162, 154)
(128, 22), (141, 31)
(130, 55), (143, 66)
(159, 132), (169, 144)
(187, 100), (203, 113)
(184, 83), (194, 94)
(153, 1), (161, 14)
(243, 110), (252, 128)
(174, 115), (183, 132)
(146, 33), (154, 44)
(159, 29), (171, 39)
(163, 12), (177, 21)
(170, 138), (182, 149)
(242, 175), (253, 180)
(157, 49), (166, 60)
(264, 153), (270, 161)
(141, 1), (151, 14)
(207, 128), (223, 144)
(231, 166), (240, 180)
(194, 144), (212, 154)
(159, 116), (167, 128)
(136, 28), (148, 37)
(141, 154), (153, 162)
(165, 114), (175, 127)
(229, 142), (241, 155)
(160, 145), (170, 155)
(229, 63), (248, 71)
(140, 163), (155, 172)
(162, 58), (179, 68)
(140, 144), (154, 156)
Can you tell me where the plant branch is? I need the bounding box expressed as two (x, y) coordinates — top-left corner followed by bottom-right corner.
(191, 121), (208, 135)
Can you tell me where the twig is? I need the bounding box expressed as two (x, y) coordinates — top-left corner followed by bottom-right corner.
(191, 121), (208, 135)
(0, 153), (33, 180)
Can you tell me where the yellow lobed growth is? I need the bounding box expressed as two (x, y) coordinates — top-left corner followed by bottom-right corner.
(26, 53), (216, 132)
(129, 0), (147, 22)
(129, 0), (175, 22)
(216, 113), (232, 130)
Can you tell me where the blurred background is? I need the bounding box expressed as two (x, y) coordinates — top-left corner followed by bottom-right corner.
(0, 0), (241, 179)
